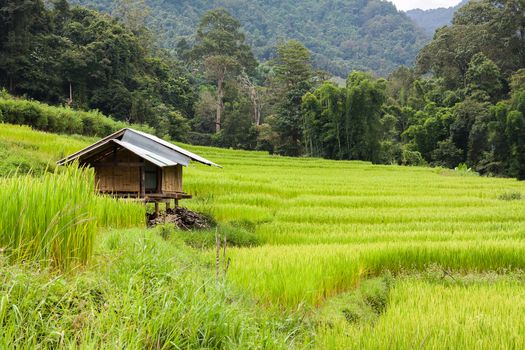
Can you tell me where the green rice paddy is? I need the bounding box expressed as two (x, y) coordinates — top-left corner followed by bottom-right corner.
(2, 124), (525, 348)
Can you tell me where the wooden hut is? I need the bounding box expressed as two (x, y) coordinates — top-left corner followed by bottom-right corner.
(57, 128), (220, 210)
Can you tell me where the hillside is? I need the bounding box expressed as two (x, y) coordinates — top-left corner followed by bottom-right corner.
(2, 123), (525, 347)
(72, 0), (427, 77)
(406, 0), (467, 35)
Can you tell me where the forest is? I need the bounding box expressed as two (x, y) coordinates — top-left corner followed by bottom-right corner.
(1, 0), (525, 179)
(71, 0), (427, 76)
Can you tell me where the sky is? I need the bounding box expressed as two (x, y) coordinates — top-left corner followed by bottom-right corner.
(389, 0), (463, 11)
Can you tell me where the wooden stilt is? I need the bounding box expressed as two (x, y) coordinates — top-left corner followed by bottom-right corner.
(154, 202), (159, 217)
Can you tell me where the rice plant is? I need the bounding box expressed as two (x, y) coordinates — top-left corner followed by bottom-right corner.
(4, 124), (525, 348)
(0, 166), (145, 271)
(178, 142), (525, 308)
(316, 278), (525, 349)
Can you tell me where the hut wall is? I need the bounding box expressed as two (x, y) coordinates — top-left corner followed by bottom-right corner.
(94, 149), (141, 193)
(162, 165), (183, 193)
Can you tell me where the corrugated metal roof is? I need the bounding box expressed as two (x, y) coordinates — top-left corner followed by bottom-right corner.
(127, 129), (221, 167)
(112, 140), (178, 167)
(56, 128), (221, 168)
(121, 130), (191, 166)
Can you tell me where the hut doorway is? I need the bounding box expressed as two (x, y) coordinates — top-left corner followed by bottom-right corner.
(144, 163), (159, 193)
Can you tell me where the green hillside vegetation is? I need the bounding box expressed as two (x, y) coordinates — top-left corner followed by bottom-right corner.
(3, 0), (525, 348)
(1, 124), (525, 347)
(406, 0), (467, 35)
(0, 125), (93, 176)
(72, 0), (427, 77)
(2, 0), (525, 181)
(0, 0), (195, 139)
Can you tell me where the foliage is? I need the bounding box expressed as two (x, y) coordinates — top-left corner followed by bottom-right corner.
(301, 73), (386, 161)
(417, 0), (525, 88)
(72, 0), (427, 77)
(189, 8), (257, 133)
(0, 229), (296, 348)
(0, 95), (153, 137)
(0, 166), (144, 271)
(0, 0), (195, 138)
(268, 40), (314, 156)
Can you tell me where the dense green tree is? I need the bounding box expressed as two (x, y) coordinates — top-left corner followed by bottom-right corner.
(345, 72), (386, 162)
(510, 69), (525, 93)
(269, 40), (313, 156)
(72, 0), (426, 76)
(0, 0), (196, 136)
(190, 8), (257, 132)
(431, 139), (464, 168)
(417, 0), (525, 88)
(465, 53), (503, 101)
(218, 96), (257, 149)
(301, 72), (386, 162)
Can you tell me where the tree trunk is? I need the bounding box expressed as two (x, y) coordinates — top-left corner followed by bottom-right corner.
(216, 76), (224, 133)
(255, 104), (261, 125)
(251, 89), (259, 125)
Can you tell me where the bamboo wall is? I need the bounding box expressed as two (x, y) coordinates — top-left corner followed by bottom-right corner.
(162, 165), (183, 193)
(94, 149), (141, 193)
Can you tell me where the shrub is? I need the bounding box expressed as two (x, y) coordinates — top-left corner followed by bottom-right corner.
(498, 191), (523, 201)
(401, 149), (426, 166)
(0, 96), (155, 137)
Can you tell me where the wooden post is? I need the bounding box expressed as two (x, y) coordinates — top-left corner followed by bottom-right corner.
(140, 166), (145, 199)
(154, 202), (159, 217)
(215, 229), (220, 280)
(166, 200), (171, 212)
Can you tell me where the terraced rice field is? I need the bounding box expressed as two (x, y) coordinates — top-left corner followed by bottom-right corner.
(3, 125), (525, 347)
(181, 145), (525, 346)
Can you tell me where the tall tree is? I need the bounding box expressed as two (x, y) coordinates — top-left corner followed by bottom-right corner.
(301, 72), (387, 162)
(0, 0), (49, 93)
(191, 8), (257, 132)
(345, 72), (387, 162)
(465, 52), (503, 101)
(269, 40), (313, 156)
(417, 0), (525, 87)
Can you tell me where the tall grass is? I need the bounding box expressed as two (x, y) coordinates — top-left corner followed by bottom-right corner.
(173, 143), (525, 308)
(0, 229), (298, 349)
(0, 166), (145, 270)
(316, 278), (525, 349)
(4, 124), (525, 347)
(225, 241), (525, 306)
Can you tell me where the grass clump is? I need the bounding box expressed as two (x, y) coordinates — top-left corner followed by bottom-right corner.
(0, 166), (145, 271)
(176, 221), (261, 249)
(0, 229), (298, 349)
(315, 274), (393, 329)
(498, 190), (523, 201)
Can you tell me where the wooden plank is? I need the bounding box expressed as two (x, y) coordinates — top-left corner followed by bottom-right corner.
(140, 166), (145, 198)
(157, 167), (163, 194)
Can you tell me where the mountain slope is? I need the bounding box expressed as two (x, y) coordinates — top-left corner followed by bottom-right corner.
(406, 0), (468, 35)
(72, 0), (427, 77)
